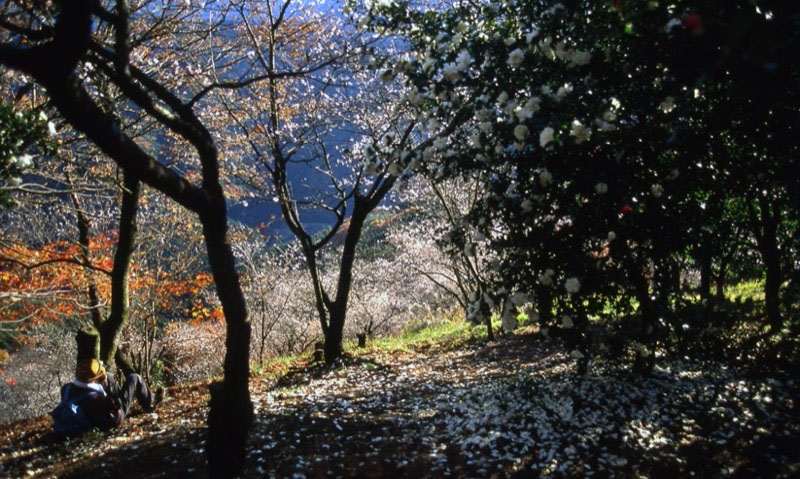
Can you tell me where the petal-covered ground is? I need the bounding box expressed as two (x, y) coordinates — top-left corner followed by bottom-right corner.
(1, 332), (798, 478)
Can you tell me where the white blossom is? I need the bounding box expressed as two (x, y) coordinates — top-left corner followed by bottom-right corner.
(525, 29), (540, 43)
(595, 182), (608, 194)
(555, 83), (573, 101)
(538, 269), (555, 286)
(14, 154), (33, 169)
(659, 96), (676, 113)
(497, 91), (509, 104)
(521, 198), (533, 213)
(564, 277), (581, 294)
(561, 315), (574, 329)
(47, 121), (57, 136)
(387, 162), (402, 176)
(455, 50), (473, 70)
(569, 50), (592, 67)
(569, 119), (591, 144)
(539, 169), (553, 187)
(507, 48), (525, 68)
(608, 231), (616, 241)
(513, 125), (529, 141)
(539, 127), (555, 147)
(652, 183), (664, 198)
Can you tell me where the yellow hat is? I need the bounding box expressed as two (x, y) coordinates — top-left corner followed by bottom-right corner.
(76, 359), (105, 383)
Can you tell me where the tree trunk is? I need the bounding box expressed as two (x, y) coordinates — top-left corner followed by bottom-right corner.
(753, 196), (783, 332)
(201, 205), (253, 479)
(75, 329), (99, 363)
(323, 198), (370, 365)
(100, 173), (139, 366)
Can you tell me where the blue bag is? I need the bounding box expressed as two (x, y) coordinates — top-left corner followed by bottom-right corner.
(50, 384), (96, 438)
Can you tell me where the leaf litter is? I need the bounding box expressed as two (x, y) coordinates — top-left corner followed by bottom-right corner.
(1, 333), (798, 478)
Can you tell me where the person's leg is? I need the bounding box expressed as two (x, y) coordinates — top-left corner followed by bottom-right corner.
(116, 373), (156, 417)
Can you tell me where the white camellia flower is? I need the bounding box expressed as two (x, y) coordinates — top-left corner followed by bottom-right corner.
(538, 268), (555, 286)
(555, 83), (573, 101)
(519, 97), (541, 119)
(525, 29), (540, 43)
(456, 50), (473, 70)
(667, 168), (680, 180)
(470, 131), (482, 148)
(15, 154), (33, 169)
(47, 121), (57, 136)
(479, 122), (493, 133)
(507, 48), (525, 68)
(497, 91), (509, 104)
(569, 50), (592, 67)
(595, 182), (608, 194)
(8, 177), (22, 186)
(513, 124), (529, 141)
(442, 62), (461, 81)
(561, 315), (574, 329)
(38, 111), (47, 121)
(569, 119), (591, 144)
(608, 231), (616, 241)
(539, 169), (553, 187)
(564, 277), (581, 294)
(651, 183), (664, 198)
(521, 198), (533, 213)
(659, 96), (676, 113)
(539, 127), (555, 147)
(569, 349), (585, 360)
(387, 162), (402, 176)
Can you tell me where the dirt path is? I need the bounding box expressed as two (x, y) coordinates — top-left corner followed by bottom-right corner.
(1, 333), (798, 479)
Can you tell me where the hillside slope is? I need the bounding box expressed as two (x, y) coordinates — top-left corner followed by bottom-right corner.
(1, 330), (799, 479)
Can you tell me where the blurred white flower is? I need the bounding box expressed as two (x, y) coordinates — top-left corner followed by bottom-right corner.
(564, 277), (581, 294)
(659, 96), (676, 113)
(569, 50), (592, 67)
(507, 48), (525, 68)
(15, 154), (33, 169)
(595, 182), (608, 194)
(607, 231), (616, 241)
(513, 125), (529, 141)
(47, 121), (57, 136)
(538, 269), (555, 286)
(456, 50), (473, 70)
(570, 349), (585, 360)
(387, 162), (402, 176)
(539, 169), (553, 187)
(569, 119), (591, 144)
(561, 315), (574, 329)
(539, 127), (555, 147)
(521, 198), (533, 213)
(497, 91), (509, 104)
(651, 183), (664, 198)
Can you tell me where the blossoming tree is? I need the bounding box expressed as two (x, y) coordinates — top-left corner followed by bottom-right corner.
(357, 0), (799, 368)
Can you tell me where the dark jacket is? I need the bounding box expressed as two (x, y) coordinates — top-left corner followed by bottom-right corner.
(61, 380), (123, 431)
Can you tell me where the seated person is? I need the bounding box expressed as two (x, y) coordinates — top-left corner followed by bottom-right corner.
(58, 358), (164, 431)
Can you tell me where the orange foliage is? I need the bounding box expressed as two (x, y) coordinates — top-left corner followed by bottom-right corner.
(1, 235), (221, 331)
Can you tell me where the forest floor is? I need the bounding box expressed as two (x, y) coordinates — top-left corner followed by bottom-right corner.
(1, 328), (799, 479)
